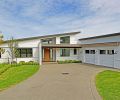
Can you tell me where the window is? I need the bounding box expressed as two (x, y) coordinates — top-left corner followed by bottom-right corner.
(100, 50), (106, 54)
(107, 50), (114, 55)
(74, 48), (77, 55)
(0, 52), (1, 58)
(50, 48), (53, 60)
(16, 48), (33, 58)
(85, 50), (89, 54)
(85, 50), (95, 54)
(90, 50), (95, 54)
(42, 39), (53, 44)
(60, 36), (70, 44)
(60, 48), (70, 57)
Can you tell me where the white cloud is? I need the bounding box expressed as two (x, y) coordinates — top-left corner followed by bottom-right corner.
(0, 0), (120, 39)
(89, 0), (120, 16)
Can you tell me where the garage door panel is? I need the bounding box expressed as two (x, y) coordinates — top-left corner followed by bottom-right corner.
(85, 54), (95, 64)
(99, 55), (114, 67)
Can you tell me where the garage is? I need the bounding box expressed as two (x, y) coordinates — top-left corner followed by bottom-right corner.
(79, 32), (120, 69)
(84, 49), (96, 64)
(98, 49), (115, 68)
(84, 48), (115, 68)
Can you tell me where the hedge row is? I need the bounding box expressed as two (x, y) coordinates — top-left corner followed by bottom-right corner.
(57, 60), (82, 64)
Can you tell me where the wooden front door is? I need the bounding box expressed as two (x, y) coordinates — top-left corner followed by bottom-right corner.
(44, 48), (50, 62)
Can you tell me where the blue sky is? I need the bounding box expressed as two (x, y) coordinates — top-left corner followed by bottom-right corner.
(0, 0), (120, 39)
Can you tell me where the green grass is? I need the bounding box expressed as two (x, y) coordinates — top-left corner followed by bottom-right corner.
(0, 64), (11, 73)
(96, 70), (120, 100)
(0, 64), (39, 91)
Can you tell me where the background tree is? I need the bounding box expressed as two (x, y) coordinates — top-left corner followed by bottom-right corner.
(0, 32), (4, 44)
(0, 32), (5, 56)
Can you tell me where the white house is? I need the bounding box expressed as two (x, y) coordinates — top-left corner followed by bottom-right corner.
(0, 32), (81, 65)
(0, 31), (120, 69)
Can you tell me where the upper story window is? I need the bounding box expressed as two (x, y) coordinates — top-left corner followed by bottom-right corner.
(60, 36), (70, 44)
(42, 38), (56, 44)
(16, 48), (33, 58)
(42, 39), (52, 44)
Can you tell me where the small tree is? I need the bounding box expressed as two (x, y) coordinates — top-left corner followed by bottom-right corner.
(7, 37), (19, 64)
(0, 33), (5, 57)
(0, 34), (4, 44)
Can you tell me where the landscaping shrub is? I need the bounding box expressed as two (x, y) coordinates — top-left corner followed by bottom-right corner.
(12, 61), (17, 64)
(19, 61), (39, 65)
(19, 61), (26, 65)
(57, 60), (82, 64)
(26, 61), (39, 65)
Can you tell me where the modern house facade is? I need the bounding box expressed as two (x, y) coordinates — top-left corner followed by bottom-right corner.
(0, 31), (120, 69)
(0, 32), (81, 65)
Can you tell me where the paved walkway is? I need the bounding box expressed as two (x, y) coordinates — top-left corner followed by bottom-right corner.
(0, 63), (108, 100)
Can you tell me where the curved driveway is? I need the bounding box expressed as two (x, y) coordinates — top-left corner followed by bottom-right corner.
(0, 63), (108, 100)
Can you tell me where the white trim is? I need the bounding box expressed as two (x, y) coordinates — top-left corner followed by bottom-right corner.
(38, 40), (42, 65)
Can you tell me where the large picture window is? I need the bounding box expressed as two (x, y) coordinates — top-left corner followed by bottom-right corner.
(60, 36), (70, 44)
(60, 48), (70, 57)
(16, 48), (33, 58)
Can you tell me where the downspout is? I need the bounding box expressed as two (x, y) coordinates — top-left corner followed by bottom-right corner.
(38, 39), (42, 65)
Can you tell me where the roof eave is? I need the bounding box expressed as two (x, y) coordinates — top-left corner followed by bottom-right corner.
(79, 32), (120, 41)
(4, 31), (80, 43)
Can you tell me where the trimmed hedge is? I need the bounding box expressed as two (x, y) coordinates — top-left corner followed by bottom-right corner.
(19, 61), (39, 65)
(57, 60), (82, 64)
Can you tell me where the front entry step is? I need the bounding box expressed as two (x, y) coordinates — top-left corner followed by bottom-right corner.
(42, 62), (58, 65)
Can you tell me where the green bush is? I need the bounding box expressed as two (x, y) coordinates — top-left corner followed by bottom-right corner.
(57, 60), (82, 64)
(19, 61), (26, 65)
(19, 61), (39, 65)
(26, 61), (39, 65)
(12, 61), (17, 64)
(57, 60), (65, 64)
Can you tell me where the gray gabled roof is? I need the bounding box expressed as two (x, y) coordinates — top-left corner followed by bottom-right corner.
(4, 31), (80, 43)
(79, 32), (120, 40)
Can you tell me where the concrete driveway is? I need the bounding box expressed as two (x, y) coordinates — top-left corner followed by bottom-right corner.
(0, 63), (108, 100)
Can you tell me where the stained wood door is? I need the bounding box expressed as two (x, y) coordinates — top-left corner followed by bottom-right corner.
(44, 48), (50, 62)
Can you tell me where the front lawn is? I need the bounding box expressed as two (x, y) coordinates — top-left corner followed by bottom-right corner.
(96, 70), (120, 100)
(0, 64), (39, 91)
